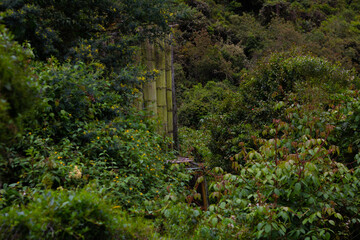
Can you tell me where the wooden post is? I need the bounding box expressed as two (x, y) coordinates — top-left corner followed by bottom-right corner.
(200, 177), (209, 211)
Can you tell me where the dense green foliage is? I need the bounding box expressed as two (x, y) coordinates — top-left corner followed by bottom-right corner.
(0, 188), (158, 239)
(0, 0), (173, 61)
(0, 25), (35, 146)
(2, 0), (360, 239)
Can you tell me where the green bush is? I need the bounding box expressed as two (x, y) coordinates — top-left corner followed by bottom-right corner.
(178, 51), (357, 171)
(240, 51), (357, 129)
(27, 59), (143, 142)
(178, 126), (212, 163)
(177, 81), (247, 170)
(157, 202), (202, 239)
(1, 0), (172, 61)
(242, 51), (353, 104)
(0, 188), (157, 239)
(203, 113), (360, 239)
(177, 30), (247, 86)
(0, 25), (35, 146)
(328, 90), (360, 163)
(0, 57), (189, 209)
(178, 81), (243, 129)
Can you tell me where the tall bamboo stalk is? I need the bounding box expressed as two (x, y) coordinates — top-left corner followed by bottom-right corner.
(143, 40), (157, 118)
(135, 46), (144, 111)
(165, 40), (173, 139)
(155, 40), (168, 135)
(141, 34), (178, 147)
(171, 34), (179, 151)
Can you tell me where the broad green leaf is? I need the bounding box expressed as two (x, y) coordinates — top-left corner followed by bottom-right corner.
(335, 213), (342, 220)
(264, 224), (271, 233)
(219, 202), (226, 209)
(211, 217), (218, 227)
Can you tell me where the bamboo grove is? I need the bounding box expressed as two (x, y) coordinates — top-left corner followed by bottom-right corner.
(140, 36), (175, 143)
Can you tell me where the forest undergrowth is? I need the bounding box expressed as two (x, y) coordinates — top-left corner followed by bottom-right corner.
(2, 0), (360, 239)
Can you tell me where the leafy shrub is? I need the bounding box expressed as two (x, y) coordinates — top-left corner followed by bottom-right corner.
(237, 51), (357, 129)
(306, 14), (360, 70)
(206, 118), (256, 171)
(1, 0), (118, 60)
(0, 187), (157, 239)
(178, 126), (212, 163)
(157, 202), (202, 239)
(177, 81), (248, 170)
(178, 51), (357, 170)
(0, 57), (189, 210)
(177, 30), (247, 86)
(203, 114), (360, 239)
(1, 0), (172, 61)
(242, 51), (353, 105)
(328, 90), (360, 163)
(179, 81), (243, 129)
(0, 25), (35, 146)
(28, 59), (143, 141)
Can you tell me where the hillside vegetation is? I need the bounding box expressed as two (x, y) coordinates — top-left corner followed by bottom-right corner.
(1, 0), (360, 239)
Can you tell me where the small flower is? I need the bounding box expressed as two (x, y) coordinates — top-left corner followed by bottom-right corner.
(69, 165), (82, 179)
(140, 192), (143, 195)
(130, 187), (133, 190)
